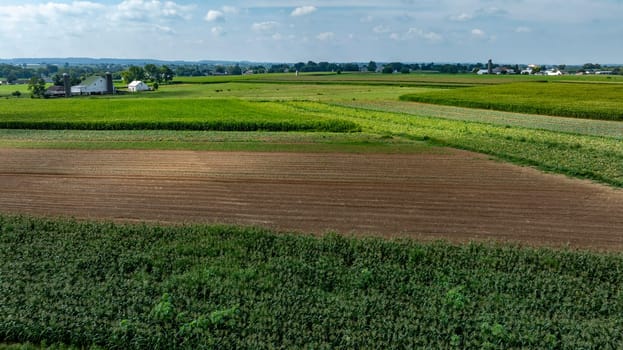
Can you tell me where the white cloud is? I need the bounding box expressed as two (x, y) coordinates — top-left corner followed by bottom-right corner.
(373, 25), (390, 33)
(360, 15), (374, 23)
(401, 28), (443, 42)
(471, 28), (486, 38)
(205, 10), (224, 22)
(112, 0), (193, 22)
(515, 26), (532, 33)
(252, 21), (279, 32)
(211, 26), (224, 36)
(0, 1), (105, 34)
(316, 32), (334, 41)
(450, 13), (472, 21)
(291, 6), (317, 17)
(155, 24), (175, 34)
(222, 6), (238, 14)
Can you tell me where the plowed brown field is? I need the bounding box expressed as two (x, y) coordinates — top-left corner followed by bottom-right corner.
(1, 148), (622, 250)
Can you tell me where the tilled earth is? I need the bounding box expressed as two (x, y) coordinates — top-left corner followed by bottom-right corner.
(1, 148), (622, 250)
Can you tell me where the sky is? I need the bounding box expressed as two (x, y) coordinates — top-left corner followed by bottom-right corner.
(0, 0), (622, 64)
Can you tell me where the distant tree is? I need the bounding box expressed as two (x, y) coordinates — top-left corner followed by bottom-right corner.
(268, 64), (290, 73)
(7, 73), (17, 84)
(400, 67), (410, 74)
(214, 65), (226, 74)
(11, 90), (21, 97)
(152, 82), (159, 91)
(341, 63), (360, 72)
(382, 66), (394, 74)
(144, 64), (161, 83)
(122, 65), (145, 83)
(582, 63), (601, 70)
(52, 74), (63, 86)
(367, 61), (377, 72)
(27, 77), (46, 98)
(294, 62), (305, 71)
(159, 65), (175, 83)
(228, 65), (242, 75)
(557, 64), (566, 72)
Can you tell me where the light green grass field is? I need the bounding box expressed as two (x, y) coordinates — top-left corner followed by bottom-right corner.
(0, 129), (431, 153)
(0, 84), (29, 98)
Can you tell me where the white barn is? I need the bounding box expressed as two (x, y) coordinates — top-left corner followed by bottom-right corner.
(128, 80), (150, 92)
(71, 76), (108, 95)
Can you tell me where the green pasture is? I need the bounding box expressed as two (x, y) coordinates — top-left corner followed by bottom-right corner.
(400, 81), (623, 121)
(0, 129), (430, 153)
(2, 215), (623, 349)
(152, 82), (430, 101)
(0, 84), (29, 98)
(175, 72), (536, 87)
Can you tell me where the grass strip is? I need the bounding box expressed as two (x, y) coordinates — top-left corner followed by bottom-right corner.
(0, 130), (431, 153)
(338, 100), (623, 139)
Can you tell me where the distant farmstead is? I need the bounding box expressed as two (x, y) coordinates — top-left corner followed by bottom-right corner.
(71, 76), (109, 95)
(128, 80), (150, 92)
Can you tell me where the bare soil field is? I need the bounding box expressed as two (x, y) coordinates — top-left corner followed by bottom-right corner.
(1, 148), (622, 250)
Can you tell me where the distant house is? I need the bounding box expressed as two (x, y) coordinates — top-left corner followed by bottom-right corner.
(545, 69), (563, 76)
(128, 80), (150, 92)
(71, 76), (108, 95)
(476, 69), (489, 75)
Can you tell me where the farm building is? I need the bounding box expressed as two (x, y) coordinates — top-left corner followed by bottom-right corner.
(128, 80), (150, 92)
(45, 85), (66, 97)
(71, 76), (108, 95)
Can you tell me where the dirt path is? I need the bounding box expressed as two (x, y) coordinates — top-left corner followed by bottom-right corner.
(1, 148), (622, 250)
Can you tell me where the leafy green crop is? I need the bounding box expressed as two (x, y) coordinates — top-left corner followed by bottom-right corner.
(1, 215), (623, 349)
(0, 98), (359, 132)
(400, 82), (623, 121)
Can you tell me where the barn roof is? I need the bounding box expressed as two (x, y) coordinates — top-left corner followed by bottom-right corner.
(80, 76), (104, 86)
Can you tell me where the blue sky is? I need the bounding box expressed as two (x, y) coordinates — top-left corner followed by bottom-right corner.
(1, 0), (621, 64)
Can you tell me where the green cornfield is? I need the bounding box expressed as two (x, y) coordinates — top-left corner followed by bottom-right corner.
(1, 215), (623, 349)
(400, 82), (623, 121)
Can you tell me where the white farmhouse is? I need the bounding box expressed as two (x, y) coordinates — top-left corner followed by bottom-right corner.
(128, 80), (150, 92)
(71, 76), (108, 95)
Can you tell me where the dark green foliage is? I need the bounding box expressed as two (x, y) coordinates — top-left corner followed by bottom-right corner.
(400, 82), (623, 121)
(0, 119), (358, 133)
(1, 215), (623, 348)
(0, 99), (360, 133)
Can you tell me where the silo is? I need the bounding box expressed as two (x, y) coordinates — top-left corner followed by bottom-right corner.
(63, 73), (71, 98)
(105, 72), (114, 94)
